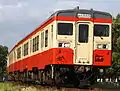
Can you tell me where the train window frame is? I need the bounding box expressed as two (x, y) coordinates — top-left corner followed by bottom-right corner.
(41, 31), (44, 49)
(17, 47), (21, 59)
(94, 24), (109, 37)
(9, 53), (13, 64)
(23, 42), (29, 56)
(30, 38), (32, 54)
(45, 30), (48, 47)
(57, 23), (73, 35)
(33, 35), (39, 52)
(78, 24), (89, 43)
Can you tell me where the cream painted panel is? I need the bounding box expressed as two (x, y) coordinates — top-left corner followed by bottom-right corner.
(56, 21), (75, 48)
(75, 21), (93, 65)
(94, 23), (111, 50)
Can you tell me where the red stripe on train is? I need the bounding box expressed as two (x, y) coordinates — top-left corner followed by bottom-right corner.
(8, 48), (73, 72)
(93, 50), (112, 66)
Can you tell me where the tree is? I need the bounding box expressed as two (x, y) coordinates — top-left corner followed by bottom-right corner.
(0, 45), (8, 76)
(107, 14), (120, 80)
(112, 14), (120, 52)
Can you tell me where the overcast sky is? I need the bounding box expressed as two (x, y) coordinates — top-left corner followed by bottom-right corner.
(0, 0), (119, 50)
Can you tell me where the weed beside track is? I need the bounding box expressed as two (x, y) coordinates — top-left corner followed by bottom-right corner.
(0, 81), (120, 91)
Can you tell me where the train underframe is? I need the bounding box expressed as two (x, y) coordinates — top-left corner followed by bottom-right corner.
(8, 65), (100, 88)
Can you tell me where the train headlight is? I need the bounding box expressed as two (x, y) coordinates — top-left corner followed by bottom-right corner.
(58, 42), (70, 47)
(97, 44), (102, 49)
(106, 44), (109, 49)
(97, 44), (109, 49)
(64, 43), (70, 47)
(103, 44), (109, 49)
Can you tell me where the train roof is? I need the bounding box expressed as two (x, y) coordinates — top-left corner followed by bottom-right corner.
(9, 8), (112, 54)
(50, 8), (112, 19)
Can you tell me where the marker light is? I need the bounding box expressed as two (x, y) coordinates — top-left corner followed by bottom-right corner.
(58, 42), (70, 48)
(97, 44), (102, 49)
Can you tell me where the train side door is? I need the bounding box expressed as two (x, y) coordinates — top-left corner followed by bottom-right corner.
(75, 22), (93, 65)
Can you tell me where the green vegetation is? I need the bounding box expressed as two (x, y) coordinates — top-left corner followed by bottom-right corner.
(108, 14), (120, 77)
(0, 45), (8, 78)
(0, 82), (40, 91)
(0, 82), (21, 91)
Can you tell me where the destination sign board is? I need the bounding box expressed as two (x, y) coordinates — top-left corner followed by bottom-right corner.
(77, 13), (91, 18)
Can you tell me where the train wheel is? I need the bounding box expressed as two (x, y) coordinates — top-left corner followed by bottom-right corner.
(45, 67), (53, 85)
(76, 71), (96, 88)
(38, 70), (43, 83)
(41, 70), (46, 85)
(54, 68), (66, 87)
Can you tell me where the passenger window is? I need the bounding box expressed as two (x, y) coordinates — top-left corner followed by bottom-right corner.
(78, 24), (89, 43)
(51, 25), (53, 41)
(41, 32), (44, 49)
(33, 35), (39, 52)
(24, 42), (29, 56)
(45, 30), (48, 47)
(36, 36), (39, 51)
(17, 47), (21, 59)
(33, 38), (35, 52)
(9, 53), (13, 64)
(30, 39), (32, 53)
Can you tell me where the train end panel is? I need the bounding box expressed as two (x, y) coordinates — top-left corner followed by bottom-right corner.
(93, 50), (112, 66)
(51, 48), (73, 65)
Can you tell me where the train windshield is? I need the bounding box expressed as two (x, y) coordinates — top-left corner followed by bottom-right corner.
(94, 25), (109, 37)
(58, 23), (73, 35)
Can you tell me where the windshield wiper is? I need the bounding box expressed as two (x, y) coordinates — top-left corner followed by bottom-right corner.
(99, 32), (103, 40)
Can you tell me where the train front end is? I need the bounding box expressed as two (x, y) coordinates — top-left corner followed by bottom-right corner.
(55, 9), (112, 67)
(54, 9), (112, 87)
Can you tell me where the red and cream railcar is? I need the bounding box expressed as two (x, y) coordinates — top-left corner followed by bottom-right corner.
(7, 8), (112, 87)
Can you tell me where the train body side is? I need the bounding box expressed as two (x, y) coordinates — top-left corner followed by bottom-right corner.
(8, 48), (73, 72)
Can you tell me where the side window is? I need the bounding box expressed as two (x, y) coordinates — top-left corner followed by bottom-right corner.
(24, 42), (29, 56)
(51, 25), (53, 46)
(33, 35), (39, 52)
(78, 24), (89, 43)
(33, 38), (35, 52)
(17, 47), (21, 59)
(36, 36), (39, 51)
(41, 32), (44, 49)
(14, 51), (16, 60)
(45, 30), (48, 47)
(30, 39), (32, 53)
(9, 53), (13, 64)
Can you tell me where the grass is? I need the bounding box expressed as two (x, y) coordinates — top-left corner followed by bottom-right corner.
(0, 82), (40, 91)
(0, 82), (62, 91)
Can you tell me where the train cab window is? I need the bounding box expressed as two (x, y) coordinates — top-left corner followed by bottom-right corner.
(17, 47), (21, 59)
(24, 42), (28, 56)
(58, 23), (73, 35)
(45, 30), (48, 47)
(78, 24), (89, 43)
(33, 36), (39, 52)
(41, 32), (44, 49)
(94, 25), (109, 37)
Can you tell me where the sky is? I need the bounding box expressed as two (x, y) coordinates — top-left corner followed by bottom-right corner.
(0, 0), (119, 50)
